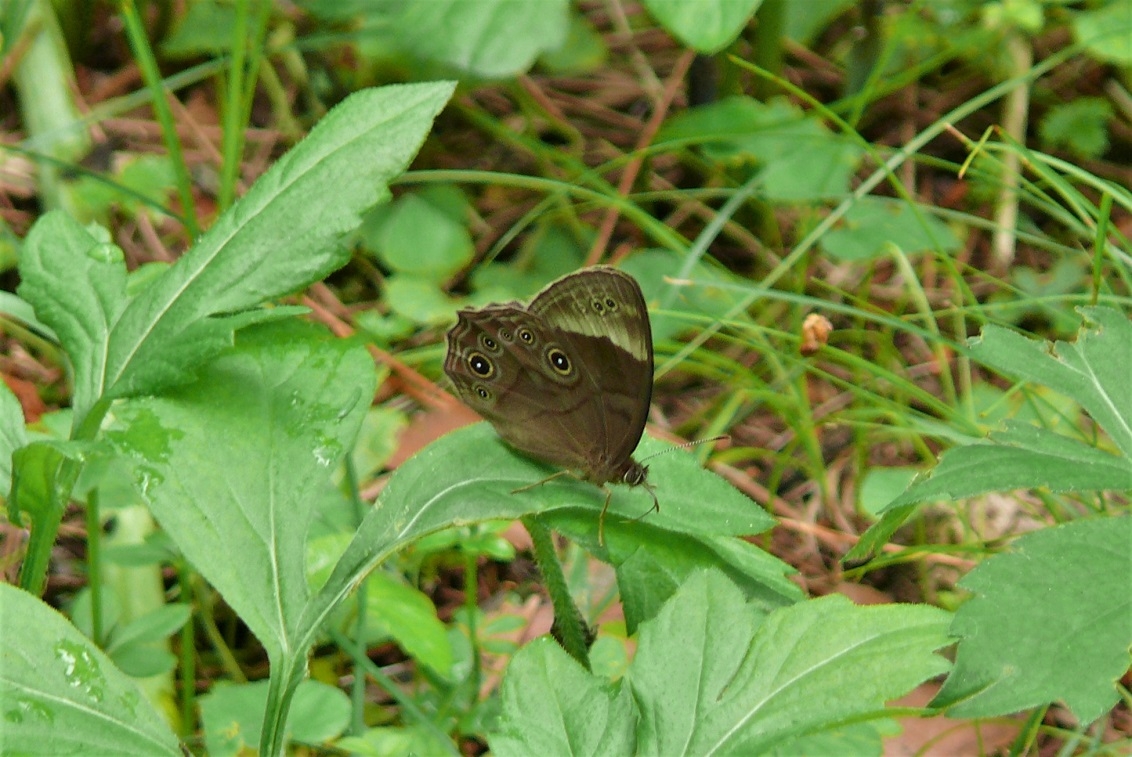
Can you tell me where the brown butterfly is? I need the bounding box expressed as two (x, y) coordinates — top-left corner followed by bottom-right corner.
(444, 266), (656, 539)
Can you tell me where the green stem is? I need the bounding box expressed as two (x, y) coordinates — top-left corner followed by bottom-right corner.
(85, 487), (103, 644)
(463, 548), (481, 699)
(259, 662), (304, 757)
(118, 0), (200, 237)
(177, 564), (196, 737)
(521, 516), (590, 670)
(329, 629), (460, 755)
(345, 456), (368, 736)
(197, 581), (246, 683)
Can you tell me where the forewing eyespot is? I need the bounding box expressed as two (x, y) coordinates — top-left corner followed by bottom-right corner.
(547, 347), (572, 376)
(468, 352), (494, 378)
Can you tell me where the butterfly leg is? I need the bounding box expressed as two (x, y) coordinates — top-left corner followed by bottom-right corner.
(628, 480), (660, 524)
(598, 487), (613, 546)
(511, 469), (572, 494)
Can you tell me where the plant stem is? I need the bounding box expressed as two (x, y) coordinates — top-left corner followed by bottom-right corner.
(521, 515), (590, 670)
(345, 456), (368, 736)
(85, 487), (103, 644)
(177, 565), (196, 737)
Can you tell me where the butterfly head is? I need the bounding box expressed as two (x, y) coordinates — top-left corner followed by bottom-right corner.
(621, 460), (648, 487)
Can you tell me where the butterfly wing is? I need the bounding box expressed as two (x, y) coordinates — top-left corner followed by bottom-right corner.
(444, 304), (599, 471)
(527, 266), (653, 482)
(443, 267), (653, 484)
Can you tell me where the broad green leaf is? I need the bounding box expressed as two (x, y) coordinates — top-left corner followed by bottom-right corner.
(819, 197), (963, 261)
(302, 424), (766, 644)
(630, 571), (951, 754)
(490, 637), (636, 756)
(858, 467), (918, 517)
(850, 422), (1132, 560)
(385, 274), (460, 325)
(489, 571), (950, 755)
(544, 508), (800, 633)
(0, 380), (27, 494)
(160, 0), (235, 57)
(199, 679), (350, 756)
(644, 0), (761, 54)
(396, 0), (569, 78)
(932, 516), (1132, 723)
(17, 212), (127, 425)
(657, 96), (862, 201)
(0, 583), (180, 756)
(376, 193), (473, 279)
(1073, 0), (1132, 65)
(903, 423), (1132, 502)
(0, 289), (57, 339)
(105, 603), (191, 654)
(362, 571), (454, 678)
(101, 82), (454, 406)
(336, 725), (461, 756)
(969, 307), (1132, 457)
(768, 722), (887, 756)
(1039, 98), (1113, 159)
(849, 308), (1132, 559)
(105, 321), (375, 663)
(539, 10), (608, 74)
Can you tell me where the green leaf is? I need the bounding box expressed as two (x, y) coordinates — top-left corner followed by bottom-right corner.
(0, 380), (28, 494)
(1073, 0), (1132, 65)
(109, 642), (176, 679)
(160, 0), (236, 57)
(969, 307), (1132, 457)
(544, 508), (800, 633)
(396, 0), (570, 78)
(0, 583), (180, 755)
(490, 571), (950, 754)
(629, 571), (951, 754)
(105, 603), (191, 654)
(820, 197), (963, 261)
(0, 289), (57, 339)
(362, 571), (454, 678)
(199, 679), (350, 756)
(657, 96), (862, 201)
(932, 516), (1132, 723)
(17, 211), (127, 425)
(858, 467), (918, 518)
(375, 193), (474, 279)
(490, 637), (636, 756)
(385, 274), (461, 325)
(1039, 97), (1113, 159)
(101, 82), (454, 407)
(538, 10), (608, 74)
(849, 307), (1132, 559)
(887, 423), (1131, 513)
(644, 0), (762, 54)
(105, 321), (376, 664)
(302, 424), (767, 645)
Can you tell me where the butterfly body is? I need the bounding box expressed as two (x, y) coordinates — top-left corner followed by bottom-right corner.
(444, 266), (654, 498)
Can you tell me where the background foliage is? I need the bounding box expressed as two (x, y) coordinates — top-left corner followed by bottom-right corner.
(1, 0), (1130, 754)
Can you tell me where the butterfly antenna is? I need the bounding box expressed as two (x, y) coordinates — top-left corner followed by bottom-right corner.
(638, 435), (730, 463)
